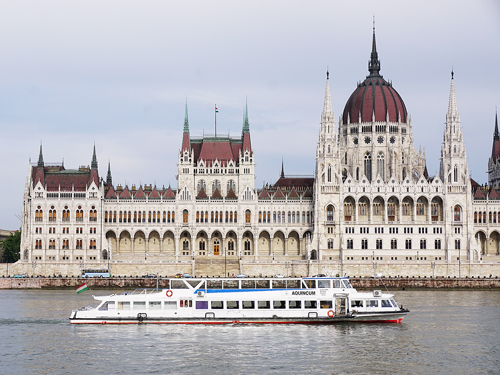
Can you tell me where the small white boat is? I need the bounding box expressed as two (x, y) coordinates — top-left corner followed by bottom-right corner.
(69, 277), (409, 324)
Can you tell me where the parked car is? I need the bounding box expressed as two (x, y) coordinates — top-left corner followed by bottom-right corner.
(235, 274), (247, 278)
(143, 274), (157, 278)
(313, 274), (327, 277)
(182, 273), (193, 278)
(174, 273), (182, 278)
(273, 274), (285, 278)
(13, 274), (27, 278)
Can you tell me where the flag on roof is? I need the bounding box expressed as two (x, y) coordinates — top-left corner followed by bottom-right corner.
(215, 106), (218, 113)
(76, 283), (89, 294)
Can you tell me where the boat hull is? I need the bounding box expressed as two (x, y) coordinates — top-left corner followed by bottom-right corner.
(351, 309), (410, 323)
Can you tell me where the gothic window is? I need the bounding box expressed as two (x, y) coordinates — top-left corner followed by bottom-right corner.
(344, 199), (353, 221)
(454, 206), (461, 222)
(364, 153), (372, 181)
(455, 239), (461, 249)
(89, 207), (97, 222)
(402, 199), (410, 216)
(376, 239), (382, 249)
(62, 207), (70, 222)
(227, 179), (236, 193)
(347, 239), (353, 249)
(76, 239), (82, 249)
(356, 167), (359, 181)
(435, 239), (441, 249)
(327, 239), (334, 249)
(453, 165), (458, 183)
(358, 198), (367, 216)
(212, 180), (221, 195)
(35, 207), (43, 222)
(183, 210), (189, 223)
(373, 199), (382, 216)
(402, 167), (407, 181)
(416, 199), (425, 216)
(327, 165), (332, 183)
(197, 180), (206, 193)
(62, 239), (69, 249)
(431, 199), (440, 220)
(49, 208), (57, 222)
(76, 207), (84, 222)
(377, 153), (385, 180)
(183, 240), (189, 251)
(361, 239), (368, 249)
(199, 240), (205, 251)
(405, 239), (412, 249)
(420, 239), (427, 249)
(89, 239), (96, 249)
(228, 240), (234, 251)
(342, 169), (347, 182)
(326, 205), (334, 222)
(391, 239), (397, 249)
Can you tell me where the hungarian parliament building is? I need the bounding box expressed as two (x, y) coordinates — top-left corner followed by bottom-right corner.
(19, 31), (500, 274)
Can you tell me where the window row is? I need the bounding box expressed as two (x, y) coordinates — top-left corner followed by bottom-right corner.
(196, 211), (238, 224)
(104, 210), (176, 224)
(258, 211), (312, 224)
(34, 239), (97, 250)
(474, 211), (500, 224)
(35, 206), (96, 222)
(344, 238), (458, 250)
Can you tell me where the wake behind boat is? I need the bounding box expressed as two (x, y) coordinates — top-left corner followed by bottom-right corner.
(69, 276), (409, 324)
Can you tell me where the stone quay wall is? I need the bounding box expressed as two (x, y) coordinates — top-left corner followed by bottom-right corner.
(2, 259), (500, 280)
(1, 276), (499, 290)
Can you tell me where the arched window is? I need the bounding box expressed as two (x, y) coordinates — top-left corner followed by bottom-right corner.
(364, 153), (372, 181)
(245, 210), (251, 224)
(402, 199), (410, 216)
(183, 210), (189, 223)
(344, 199), (353, 221)
(454, 206), (461, 222)
(431, 199), (440, 221)
(89, 239), (96, 249)
(62, 207), (70, 222)
(89, 207), (97, 222)
(358, 198), (367, 216)
(49, 207), (57, 222)
(373, 198), (381, 216)
(76, 207), (84, 222)
(102, 250), (108, 260)
(35, 207), (43, 222)
(416, 199), (425, 216)
(377, 153), (385, 180)
(199, 239), (205, 251)
(227, 179), (236, 193)
(197, 179), (206, 193)
(327, 165), (332, 183)
(227, 240), (234, 251)
(326, 205), (334, 221)
(327, 239), (334, 249)
(212, 180), (221, 195)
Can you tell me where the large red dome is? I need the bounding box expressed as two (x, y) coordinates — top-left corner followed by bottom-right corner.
(342, 30), (408, 125)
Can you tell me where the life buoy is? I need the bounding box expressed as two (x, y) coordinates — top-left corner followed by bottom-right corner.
(327, 309), (335, 318)
(166, 289), (173, 297)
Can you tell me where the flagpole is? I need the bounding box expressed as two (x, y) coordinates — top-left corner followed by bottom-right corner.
(215, 104), (217, 137)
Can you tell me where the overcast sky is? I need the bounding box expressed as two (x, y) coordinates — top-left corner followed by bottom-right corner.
(1, 1), (499, 230)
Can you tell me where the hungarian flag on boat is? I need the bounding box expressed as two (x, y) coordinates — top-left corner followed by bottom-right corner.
(76, 283), (89, 294)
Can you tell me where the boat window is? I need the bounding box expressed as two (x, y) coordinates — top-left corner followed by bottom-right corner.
(303, 280), (316, 289)
(211, 301), (224, 309)
(165, 301), (176, 309)
(320, 300), (332, 309)
(256, 280), (270, 289)
(163, 280), (170, 289)
(187, 280), (203, 288)
(207, 280), (222, 289)
(180, 300), (192, 308)
(289, 300), (301, 309)
(171, 280), (189, 289)
(118, 301), (130, 310)
(390, 299), (398, 308)
(381, 300), (392, 308)
(98, 302), (110, 311)
(367, 300), (378, 308)
(223, 280), (238, 289)
(227, 301), (239, 309)
(304, 300), (317, 309)
(286, 280), (300, 289)
(196, 301), (208, 309)
(241, 280), (256, 289)
(317, 279), (331, 289)
(342, 280), (352, 288)
(258, 301), (270, 309)
(351, 300), (363, 308)
(272, 280), (286, 289)
(273, 300), (286, 309)
(149, 301), (161, 310)
(133, 301), (146, 310)
(333, 280), (342, 288)
(242, 301), (255, 309)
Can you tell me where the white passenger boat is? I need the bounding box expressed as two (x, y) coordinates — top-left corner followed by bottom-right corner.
(69, 277), (409, 324)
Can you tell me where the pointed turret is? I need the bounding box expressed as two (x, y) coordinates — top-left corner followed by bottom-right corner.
(89, 144), (99, 185)
(368, 24), (381, 77)
(322, 69), (333, 121)
(446, 70), (460, 123)
(182, 99), (191, 152)
(35, 143), (45, 185)
(106, 161), (112, 186)
(280, 159), (285, 178)
(491, 110), (500, 162)
(242, 99), (252, 152)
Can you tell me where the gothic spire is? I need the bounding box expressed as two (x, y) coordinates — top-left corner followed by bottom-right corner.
(447, 70), (460, 122)
(494, 108), (499, 141)
(183, 98), (189, 133)
(37, 142), (44, 168)
(243, 98), (250, 133)
(280, 158), (285, 178)
(368, 22), (381, 76)
(106, 160), (112, 186)
(322, 68), (333, 117)
(91, 143), (98, 169)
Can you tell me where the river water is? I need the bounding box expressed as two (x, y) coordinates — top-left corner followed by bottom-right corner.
(0, 289), (499, 375)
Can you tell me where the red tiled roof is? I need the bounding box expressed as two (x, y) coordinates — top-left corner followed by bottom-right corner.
(211, 188), (222, 199)
(490, 188), (500, 199)
(149, 186), (161, 198)
(273, 188), (285, 199)
(134, 186), (146, 199)
(120, 186), (131, 199)
(302, 187), (313, 198)
(258, 188), (270, 199)
(105, 186), (116, 198)
(273, 177), (315, 189)
(474, 188), (486, 199)
(198, 141), (235, 167)
(226, 187), (237, 199)
(164, 186), (175, 198)
(288, 187), (299, 199)
(196, 187), (208, 199)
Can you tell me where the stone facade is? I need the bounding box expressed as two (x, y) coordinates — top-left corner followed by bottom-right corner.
(16, 30), (500, 277)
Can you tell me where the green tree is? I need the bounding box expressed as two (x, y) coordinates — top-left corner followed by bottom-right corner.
(1, 230), (21, 263)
